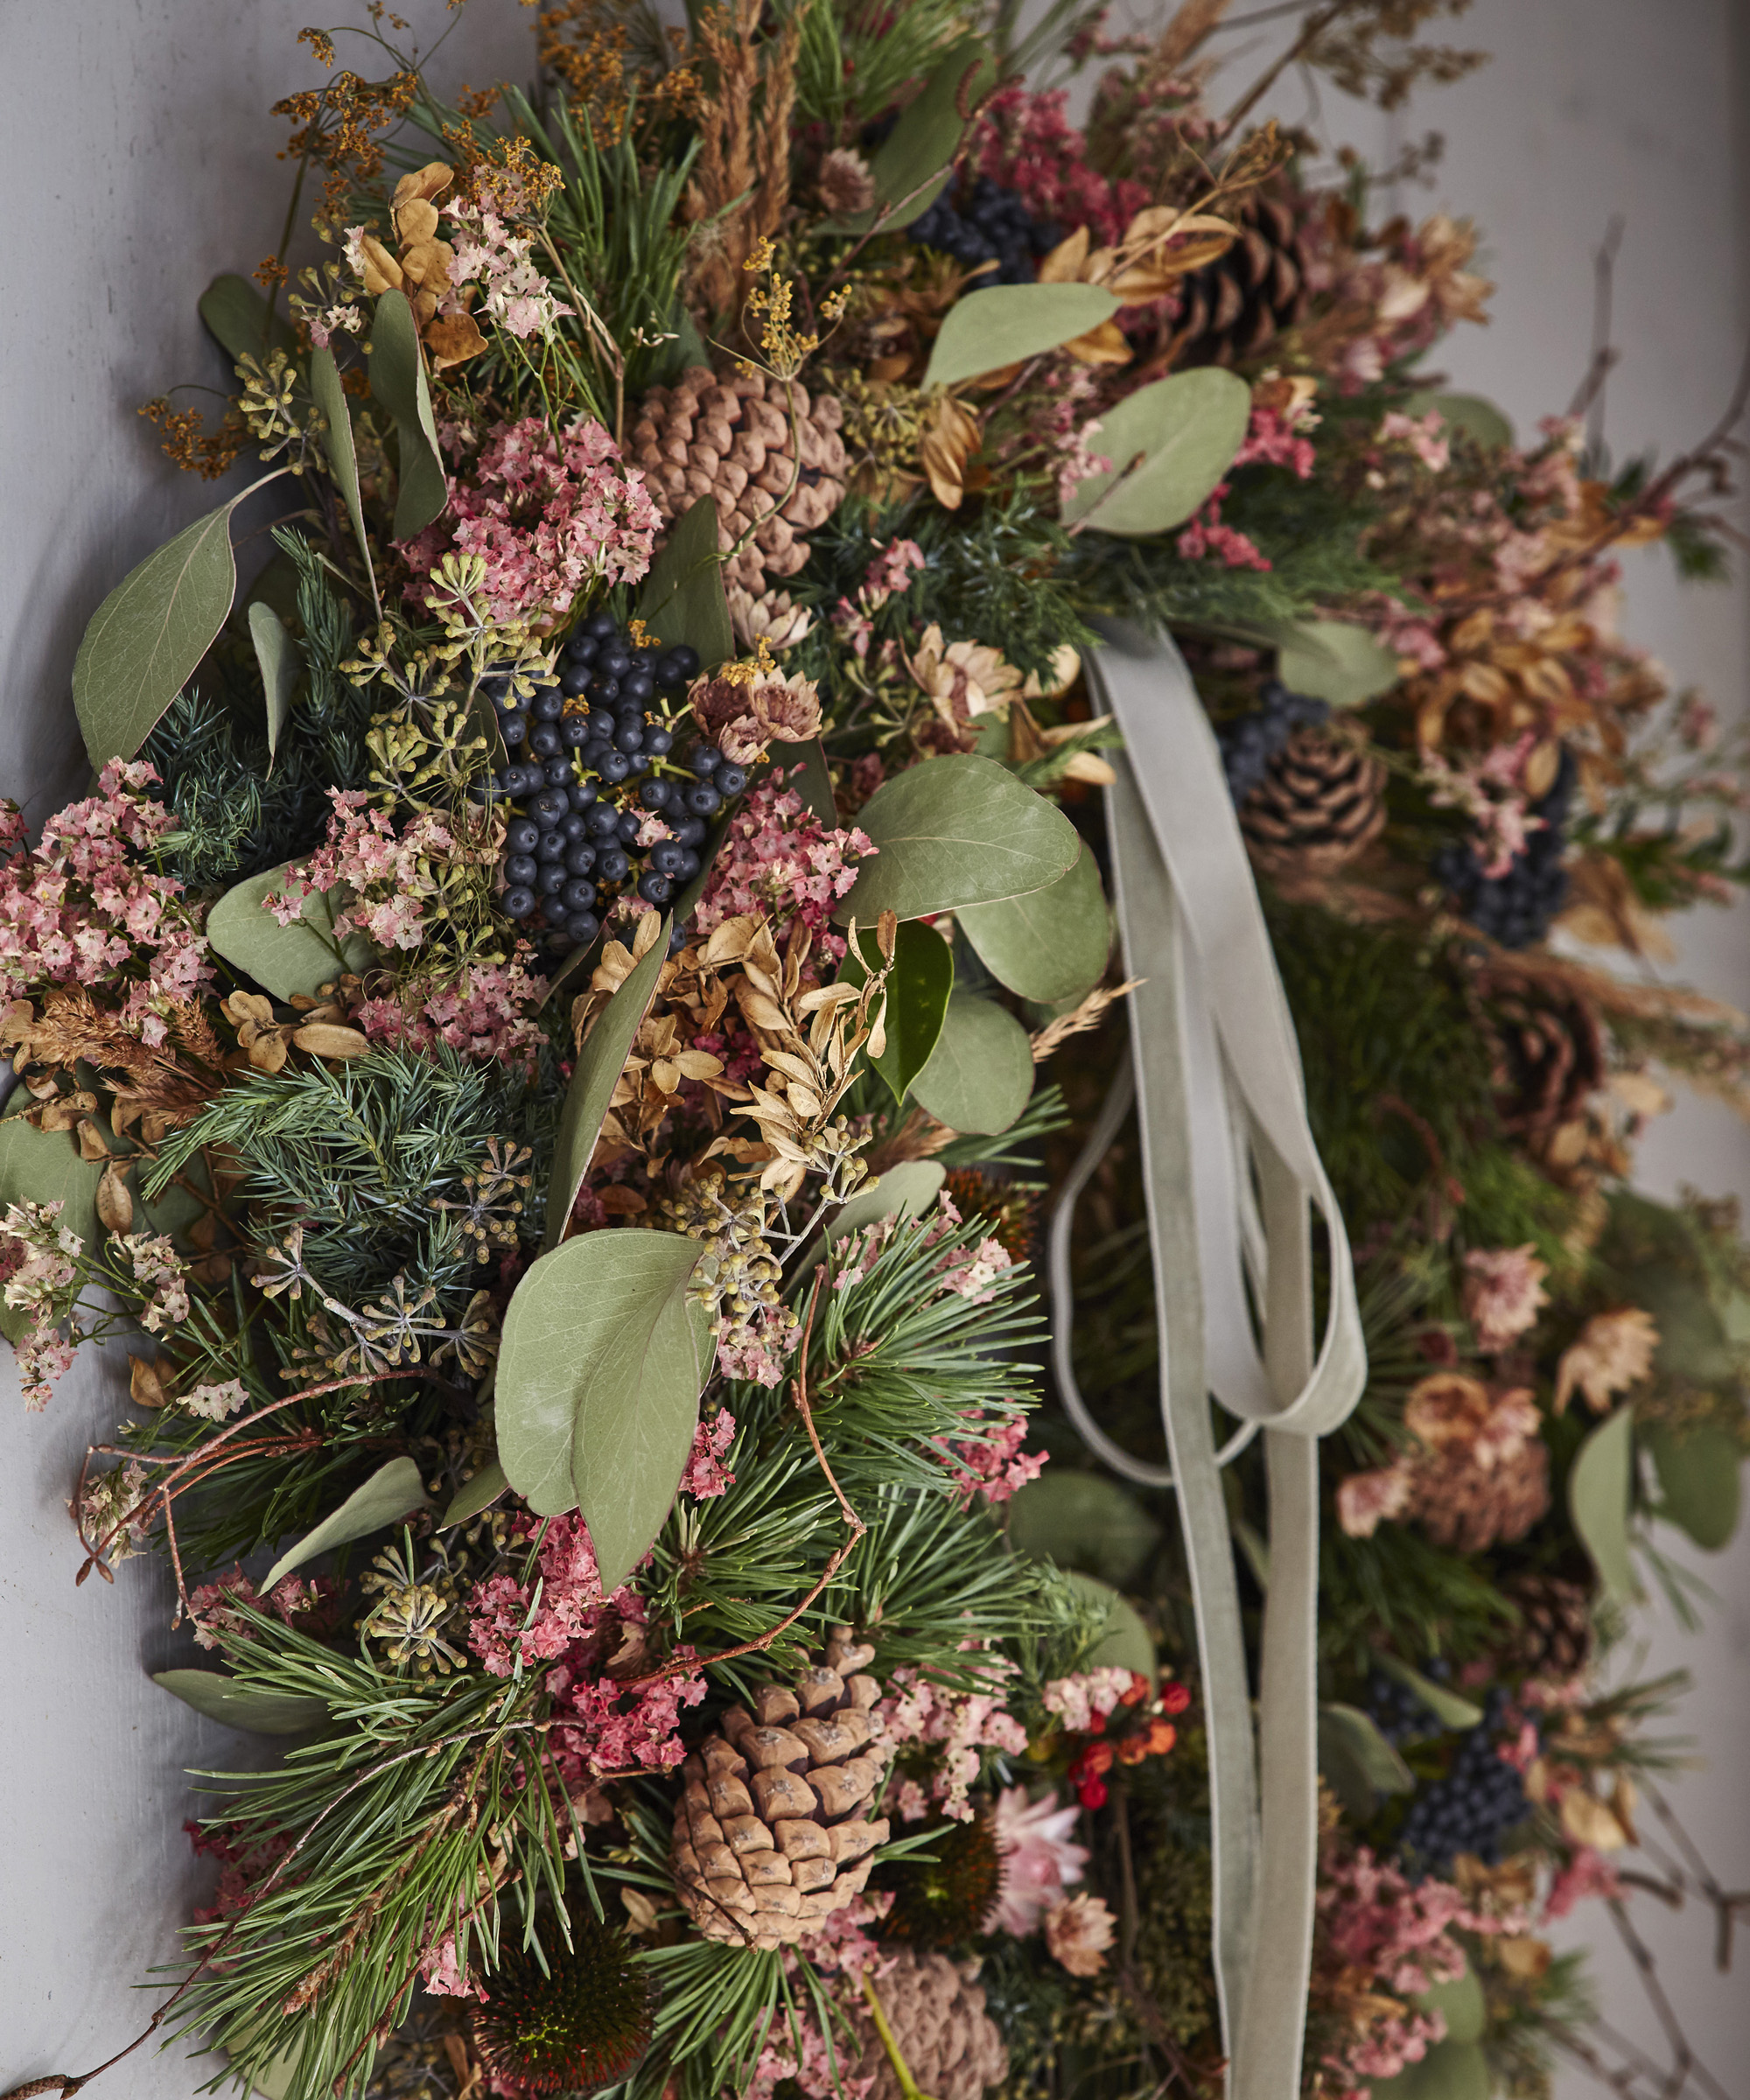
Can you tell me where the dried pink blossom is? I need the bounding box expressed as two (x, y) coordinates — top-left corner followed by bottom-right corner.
(356, 955), (551, 1074)
(1045, 1892), (1116, 1976)
(419, 1929), (487, 2000)
(939, 1412), (1045, 1506)
(1040, 1668), (1134, 1736)
(1337, 1463), (1415, 1539)
(1463, 1245), (1550, 1352)
(444, 202), (572, 341)
(878, 1662), (1029, 1822)
(695, 771), (873, 954)
(1544, 1844), (1621, 1920)
(680, 1410), (736, 1499)
(971, 86), (1148, 248)
(992, 1785), (1088, 1935)
(1555, 1308), (1659, 1414)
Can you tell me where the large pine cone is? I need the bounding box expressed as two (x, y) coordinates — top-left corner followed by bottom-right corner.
(848, 1951), (1009, 2100)
(671, 1628), (891, 1950)
(1172, 192), (1308, 368)
(629, 365), (848, 598)
(1408, 1438), (1550, 1554)
(1240, 725), (1386, 878)
(1478, 970), (1605, 1150)
(1502, 1572), (1593, 1682)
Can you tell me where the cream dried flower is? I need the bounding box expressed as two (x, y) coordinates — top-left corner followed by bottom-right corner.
(1463, 1244), (1550, 1353)
(1044, 1892), (1116, 1977)
(905, 624), (1025, 730)
(1555, 1307), (1659, 1415)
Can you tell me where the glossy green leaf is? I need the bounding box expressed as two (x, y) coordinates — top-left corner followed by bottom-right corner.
(309, 346), (374, 584)
(1570, 1404), (1642, 1606)
(248, 600), (302, 765)
(1318, 1702), (1415, 1821)
(822, 38), (986, 235)
(844, 921), (954, 1105)
(911, 993), (1034, 1136)
(494, 1230), (708, 1589)
(206, 863), (375, 1004)
(1274, 618), (1402, 707)
(198, 273), (300, 365)
(835, 756), (1080, 923)
(1060, 368), (1251, 536)
(73, 501), (239, 762)
(1368, 2040), (1490, 2100)
(1065, 1571), (1156, 1679)
(771, 736), (836, 828)
(440, 1458), (508, 1530)
(822, 1162), (947, 1250)
(260, 1456), (429, 1592)
(1645, 1422), (1740, 1551)
(924, 284), (1123, 390)
(369, 290), (448, 540)
(1008, 1471), (1161, 1588)
(1374, 1652), (1484, 1732)
(636, 495), (733, 673)
(0, 1118), (103, 1344)
(152, 1669), (327, 1736)
(956, 842), (1110, 1004)
(1404, 388), (1515, 451)
(543, 916), (670, 1252)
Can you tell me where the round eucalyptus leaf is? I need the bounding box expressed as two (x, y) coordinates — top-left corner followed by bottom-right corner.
(910, 994), (1034, 1136)
(836, 757), (1080, 923)
(956, 841), (1110, 1004)
(924, 283), (1122, 390)
(1007, 1470), (1161, 1586)
(1569, 1404), (1641, 1606)
(1060, 368), (1251, 537)
(152, 1669), (328, 1737)
(1064, 1571), (1156, 1679)
(206, 863), (375, 1004)
(260, 1456), (430, 1592)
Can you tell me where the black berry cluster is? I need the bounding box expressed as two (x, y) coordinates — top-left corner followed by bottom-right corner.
(1396, 1690), (1535, 1873)
(476, 617), (749, 958)
(1432, 747), (1575, 949)
(1215, 679), (1330, 802)
(908, 176), (1064, 285)
(1365, 1667), (1448, 1748)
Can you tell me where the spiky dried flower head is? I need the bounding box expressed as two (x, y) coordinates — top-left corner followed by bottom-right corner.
(873, 1809), (1004, 1949)
(470, 1910), (657, 2097)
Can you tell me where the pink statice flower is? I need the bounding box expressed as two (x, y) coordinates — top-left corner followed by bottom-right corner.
(1176, 483), (1270, 570)
(992, 1785), (1088, 1934)
(419, 1929), (487, 2001)
(1544, 1844), (1621, 1920)
(938, 1411), (1044, 1507)
(121, 1233), (192, 1332)
(1041, 1668), (1135, 1736)
(1379, 409), (1451, 473)
(180, 1378), (250, 1422)
(681, 1410), (736, 1499)
(401, 415), (658, 618)
(4, 1200), (92, 1410)
(971, 85), (1147, 247)
(1235, 399), (1319, 480)
(270, 794), (470, 954)
(444, 202), (573, 341)
(1336, 1463), (1415, 1539)
(1463, 1244), (1550, 1352)
(878, 1662), (1029, 1822)
(695, 772), (874, 956)
(1418, 735), (1546, 878)
(188, 1569), (261, 1651)
(742, 1994), (878, 2100)
(357, 955), (551, 1074)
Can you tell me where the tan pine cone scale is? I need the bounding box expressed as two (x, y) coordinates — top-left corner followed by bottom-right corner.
(671, 1628), (892, 1950)
(849, 1950), (1009, 2100)
(1172, 192), (1309, 368)
(1409, 1438), (1550, 1554)
(630, 364), (848, 598)
(1241, 725), (1386, 878)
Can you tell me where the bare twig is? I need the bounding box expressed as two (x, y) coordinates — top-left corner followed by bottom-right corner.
(1568, 214), (1625, 442)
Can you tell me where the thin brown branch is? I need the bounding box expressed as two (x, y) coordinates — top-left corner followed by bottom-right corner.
(1219, 0), (1346, 134)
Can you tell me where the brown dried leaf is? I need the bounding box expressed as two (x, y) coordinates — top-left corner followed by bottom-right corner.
(393, 162), (454, 211)
(1038, 227), (1092, 284)
(291, 1023), (372, 1060)
(75, 1117), (113, 1162)
(424, 312), (486, 372)
(39, 1091), (98, 1133)
(598, 1186), (649, 1215)
(96, 1161), (134, 1235)
(1062, 320), (1133, 368)
(357, 234), (403, 295)
(129, 1354), (167, 1410)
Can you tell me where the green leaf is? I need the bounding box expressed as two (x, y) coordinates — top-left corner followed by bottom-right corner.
(1404, 388), (1515, 451)
(152, 1669), (327, 1736)
(309, 346), (374, 584)
(1064, 1571), (1156, 1678)
(835, 756), (1080, 923)
(198, 273), (299, 365)
(543, 916), (670, 1252)
(1273, 618), (1402, 707)
(1060, 368), (1251, 536)
(260, 1456), (429, 1592)
(0, 1118), (103, 1344)
(923, 284), (1123, 390)
(844, 921), (954, 1105)
(1570, 1404), (1642, 1606)
(1414, 1966), (1487, 2048)
(1645, 1422), (1740, 1551)
(636, 496), (733, 673)
(1318, 1702), (1416, 1821)
(1367, 2040), (1490, 2100)
(368, 290), (448, 541)
(440, 1458), (508, 1530)
(1374, 1652), (1484, 1732)
(248, 600), (302, 765)
(495, 1230), (708, 1587)
(771, 736), (836, 827)
(822, 38), (987, 235)
(206, 863), (375, 1004)
(1007, 1472), (1161, 1588)
(911, 993), (1034, 1136)
(73, 501), (240, 762)
(956, 842), (1110, 1004)
(824, 1163), (948, 1246)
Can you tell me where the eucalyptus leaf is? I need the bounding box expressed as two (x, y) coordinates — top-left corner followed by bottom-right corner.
(0, 1117), (102, 1345)
(635, 495), (732, 672)
(260, 1456), (430, 1592)
(368, 290), (448, 540)
(1367, 2040), (1490, 2100)
(825, 1163), (948, 1245)
(1273, 619), (1402, 707)
(924, 284), (1123, 390)
(543, 917), (670, 1251)
(198, 273), (300, 365)
(206, 863), (375, 1004)
(1008, 1472), (1161, 1588)
(911, 993), (1034, 1136)
(1645, 1422), (1740, 1551)
(1414, 1967), (1486, 2048)
(835, 756), (1080, 922)
(956, 842), (1110, 1004)
(248, 600), (302, 765)
(494, 1230), (708, 1588)
(1374, 1652), (1484, 1732)
(845, 920), (954, 1105)
(1570, 1404), (1642, 1606)
(309, 346), (374, 584)
(1318, 1702), (1415, 1821)
(1060, 368), (1251, 536)
(770, 736), (836, 828)
(73, 500), (240, 763)
(1404, 388), (1515, 451)
(822, 38), (986, 235)
(152, 1669), (327, 1737)
(441, 1459), (508, 1530)
(1065, 1571), (1156, 1678)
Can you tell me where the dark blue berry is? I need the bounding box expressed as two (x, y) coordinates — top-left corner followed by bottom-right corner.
(676, 848), (701, 881)
(537, 861), (570, 895)
(687, 742), (722, 776)
(597, 751), (631, 786)
(613, 716), (645, 752)
(598, 848), (630, 883)
(645, 726), (674, 757)
(532, 686), (564, 721)
(566, 778), (598, 811)
(532, 789), (568, 827)
(561, 878), (598, 914)
(543, 758), (575, 788)
(529, 723), (563, 757)
(587, 675), (620, 706)
(564, 633), (598, 664)
(501, 885), (536, 920)
(586, 806), (620, 840)
(560, 663), (593, 697)
(560, 813), (590, 844)
(564, 909), (601, 945)
(615, 810), (642, 844)
(651, 843), (686, 877)
(716, 763), (748, 796)
(640, 779), (673, 809)
(686, 782), (722, 816)
(506, 817), (539, 855)
(561, 712), (591, 747)
(584, 611), (618, 640)
(499, 710), (528, 746)
(638, 872), (672, 904)
(565, 843), (598, 877)
(620, 670), (654, 704)
(675, 816), (708, 849)
(504, 854), (538, 887)
(665, 644), (702, 681)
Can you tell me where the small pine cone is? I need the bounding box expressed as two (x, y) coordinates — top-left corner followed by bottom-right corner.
(1408, 1438), (1550, 1554)
(1239, 725), (1386, 878)
(1172, 191), (1309, 368)
(671, 1627), (891, 1950)
(848, 1950), (1009, 2100)
(1502, 1572), (1594, 1682)
(1476, 970), (1605, 1149)
(629, 364), (848, 598)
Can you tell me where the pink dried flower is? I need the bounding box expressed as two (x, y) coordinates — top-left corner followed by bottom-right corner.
(1175, 484), (1270, 570)
(356, 955), (551, 1074)
(189, 1570), (260, 1651)
(695, 770), (873, 955)
(420, 1929), (487, 2000)
(971, 86), (1147, 248)
(992, 1785), (1088, 1935)
(1555, 1308), (1659, 1414)
(444, 202), (573, 341)
(1463, 1245), (1550, 1352)
(1041, 1668), (1136, 1735)
(878, 1662), (1029, 1822)
(1337, 1463), (1415, 1539)
(939, 1412), (1045, 1506)
(1045, 1892), (1116, 1976)
(680, 1410), (736, 1499)
(1544, 1844), (1621, 1920)
(1379, 409), (1451, 473)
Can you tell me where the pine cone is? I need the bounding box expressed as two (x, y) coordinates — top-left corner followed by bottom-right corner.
(1501, 1572), (1593, 1682)
(629, 365), (848, 598)
(671, 1627), (891, 1950)
(848, 1950), (1009, 2100)
(1239, 725), (1386, 878)
(1478, 970), (1604, 1148)
(1408, 1438), (1550, 1554)
(1172, 192), (1308, 368)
